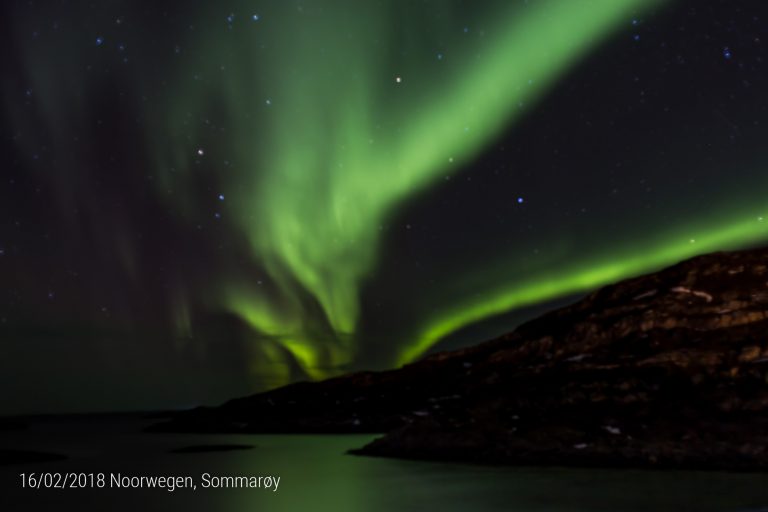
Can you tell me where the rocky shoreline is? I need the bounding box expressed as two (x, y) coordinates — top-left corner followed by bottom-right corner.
(152, 248), (768, 470)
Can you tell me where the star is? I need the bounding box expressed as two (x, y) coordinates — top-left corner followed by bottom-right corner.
(218, 194), (225, 201)
(395, 76), (402, 83)
(95, 36), (104, 46)
(517, 197), (524, 204)
(197, 148), (205, 156)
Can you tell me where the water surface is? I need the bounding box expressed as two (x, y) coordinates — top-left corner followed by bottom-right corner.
(2, 416), (767, 512)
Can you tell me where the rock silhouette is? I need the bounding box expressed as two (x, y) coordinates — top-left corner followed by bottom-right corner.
(152, 247), (768, 469)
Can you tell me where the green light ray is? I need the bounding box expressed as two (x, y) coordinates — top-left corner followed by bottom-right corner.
(398, 207), (768, 365)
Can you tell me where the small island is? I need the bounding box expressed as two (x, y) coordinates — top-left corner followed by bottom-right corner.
(170, 444), (254, 454)
(0, 449), (67, 466)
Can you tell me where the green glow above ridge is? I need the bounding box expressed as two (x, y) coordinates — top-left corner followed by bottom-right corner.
(398, 208), (768, 365)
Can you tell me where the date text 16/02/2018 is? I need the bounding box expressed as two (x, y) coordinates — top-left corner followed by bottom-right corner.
(19, 472), (281, 492)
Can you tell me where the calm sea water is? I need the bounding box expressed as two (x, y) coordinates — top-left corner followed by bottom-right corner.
(2, 416), (768, 512)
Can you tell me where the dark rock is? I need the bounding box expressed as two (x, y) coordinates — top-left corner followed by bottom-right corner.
(0, 419), (27, 431)
(0, 450), (67, 466)
(152, 247), (768, 470)
(169, 444), (253, 453)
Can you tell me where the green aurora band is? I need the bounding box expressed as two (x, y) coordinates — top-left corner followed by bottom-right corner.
(9, 0), (768, 389)
(146, 0), (767, 382)
(6, 0), (768, 405)
(152, 0), (680, 381)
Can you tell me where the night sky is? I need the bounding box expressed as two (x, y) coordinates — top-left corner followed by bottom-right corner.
(1, 0), (767, 414)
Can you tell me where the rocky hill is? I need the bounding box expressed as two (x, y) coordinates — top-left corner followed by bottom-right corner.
(151, 247), (768, 470)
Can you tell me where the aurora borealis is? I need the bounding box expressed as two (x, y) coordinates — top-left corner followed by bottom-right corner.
(179, 0), (663, 377)
(2, 0), (767, 413)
